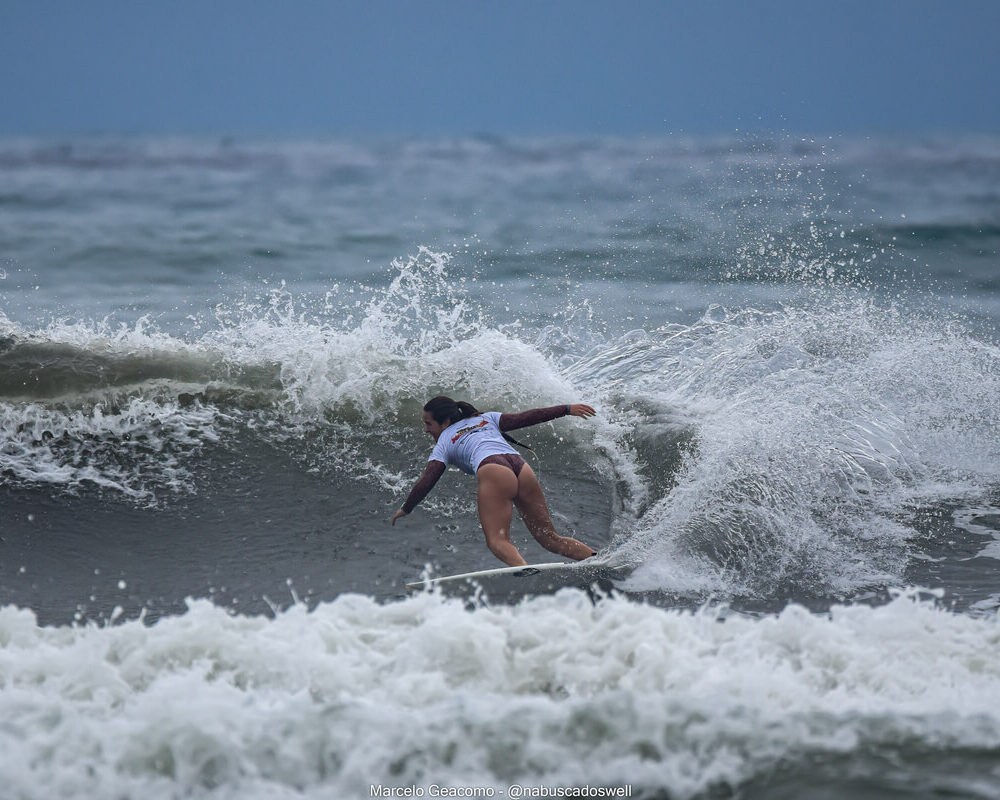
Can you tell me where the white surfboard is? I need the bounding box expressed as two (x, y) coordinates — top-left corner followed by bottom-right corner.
(406, 557), (628, 599)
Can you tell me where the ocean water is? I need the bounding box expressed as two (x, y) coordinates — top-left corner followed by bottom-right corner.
(1, 134), (999, 798)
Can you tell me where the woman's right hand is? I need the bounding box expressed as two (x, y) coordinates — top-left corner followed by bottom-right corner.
(569, 404), (596, 419)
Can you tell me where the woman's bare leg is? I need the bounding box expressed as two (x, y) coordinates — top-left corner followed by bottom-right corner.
(476, 464), (528, 566)
(514, 464), (597, 561)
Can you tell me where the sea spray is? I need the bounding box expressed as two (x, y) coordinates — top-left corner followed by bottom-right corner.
(573, 296), (1000, 597)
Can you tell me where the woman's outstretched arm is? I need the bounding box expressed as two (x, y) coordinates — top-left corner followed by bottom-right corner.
(391, 459), (447, 524)
(498, 403), (596, 432)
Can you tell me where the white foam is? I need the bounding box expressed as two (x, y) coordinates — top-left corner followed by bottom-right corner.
(572, 300), (1000, 595)
(0, 590), (997, 798)
(198, 249), (588, 495)
(205, 249), (578, 420)
(0, 396), (221, 500)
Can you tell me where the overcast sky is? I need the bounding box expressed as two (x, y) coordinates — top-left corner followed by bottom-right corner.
(2, 0), (998, 137)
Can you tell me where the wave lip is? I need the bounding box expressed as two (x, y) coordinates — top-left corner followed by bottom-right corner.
(0, 337), (280, 403)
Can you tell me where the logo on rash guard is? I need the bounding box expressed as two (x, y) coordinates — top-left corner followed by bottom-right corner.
(451, 419), (489, 444)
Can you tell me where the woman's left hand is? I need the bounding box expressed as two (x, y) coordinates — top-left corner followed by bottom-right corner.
(569, 404), (596, 419)
(391, 509), (407, 526)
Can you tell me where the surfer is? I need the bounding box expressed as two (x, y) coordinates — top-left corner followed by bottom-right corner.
(391, 396), (599, 566)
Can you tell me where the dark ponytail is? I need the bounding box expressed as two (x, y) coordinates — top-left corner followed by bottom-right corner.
(423, 396), (533, 452)
(423, 396), (478, 425)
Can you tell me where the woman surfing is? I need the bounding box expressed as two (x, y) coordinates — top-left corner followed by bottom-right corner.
(391, 396), (599, 566)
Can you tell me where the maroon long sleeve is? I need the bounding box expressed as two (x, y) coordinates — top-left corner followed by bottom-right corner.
(401, 459), (446, 513)
(498, 405), (570, 432)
